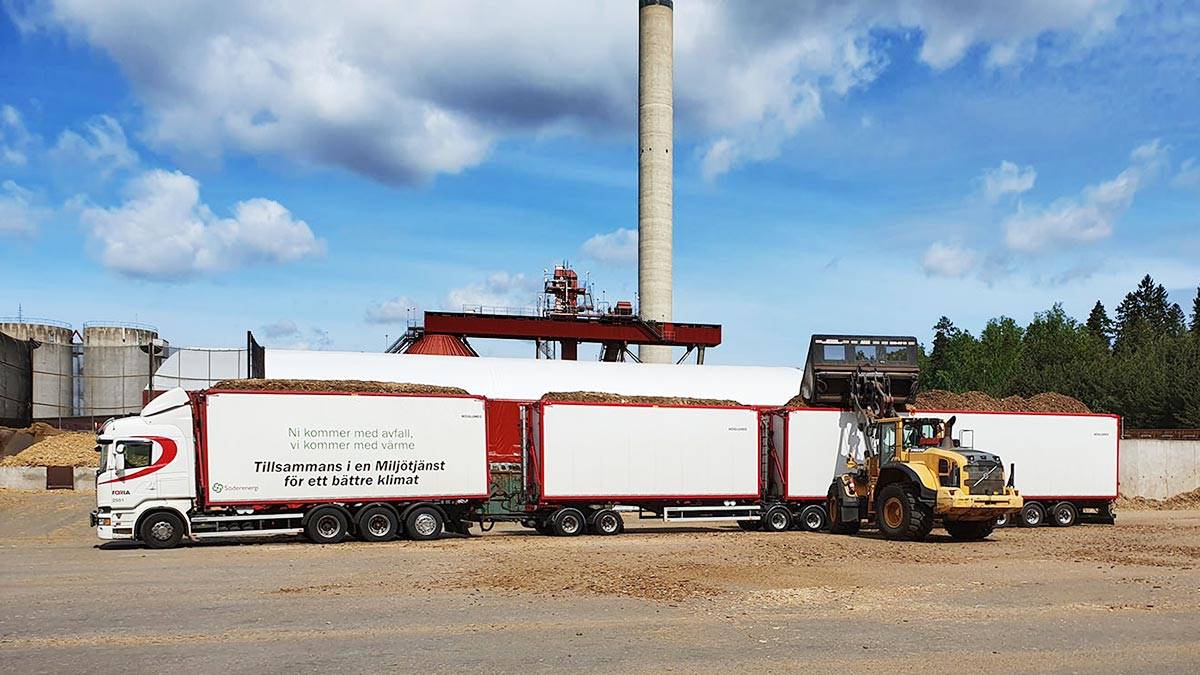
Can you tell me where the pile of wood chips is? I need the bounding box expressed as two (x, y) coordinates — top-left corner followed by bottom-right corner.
(542, 391), (742, 407)
(0, 432), (98, 467)
(912, 390), (1091, 413)
(212, 379), (469, 396)
(1117, 488), (1200, 511)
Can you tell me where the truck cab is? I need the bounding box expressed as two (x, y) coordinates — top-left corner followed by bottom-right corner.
(93, 389), (196, 546)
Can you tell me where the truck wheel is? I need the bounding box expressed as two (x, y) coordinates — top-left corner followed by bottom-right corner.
(306, 507), (349, 544)
(994, 513), (1010, 528)
(590, 509), (624, 536)
(1020, 501), (1045, 527)
(737, 520), (761, 531)
(405, 506), (444, 541)
(534, 519), (553, 536)
(945, 520), (995, 541)
(356, 505), (399, 542)
(1050, 501), (1078, 527)
(875, 484), (932, 541)
(762, 505), (792, 532)
(827, 492), (860, 535)
(140, 512), (184, 549)
(798, 504), (828, 532)
(551, 507), (585, 537)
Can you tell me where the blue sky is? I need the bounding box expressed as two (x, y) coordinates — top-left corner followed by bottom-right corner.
(1, 1), (1198, 365)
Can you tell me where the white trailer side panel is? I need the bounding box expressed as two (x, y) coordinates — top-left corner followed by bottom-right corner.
(782, 409), (862, 499)
(915, 411), (1119, 499)
(203, 392), (488, 504)
(538, 403), (760, 500)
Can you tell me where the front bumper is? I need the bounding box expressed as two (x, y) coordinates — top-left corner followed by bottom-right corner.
(938, 490), (1023, 519)
(92, 509), (129, 541)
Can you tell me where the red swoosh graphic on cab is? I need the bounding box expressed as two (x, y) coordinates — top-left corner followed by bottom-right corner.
(99, 436), (178, 485)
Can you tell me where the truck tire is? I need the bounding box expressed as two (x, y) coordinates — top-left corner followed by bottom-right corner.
(139, 511), (185, 549)
(1020, 501), (1045, 527)
(550, 507), (586, 537)
(534, 519), (553, 536)
(737, 520), (760, 531)
(1050, 501), (1078, 527)
(762, 505), (792, 532)
(994, 512), (1010, 528)
(944, 519), (995, 541)
(798, 504), (828, 532)
(356, 505), (399, 542)
(590, 509), (624, 536)
(875, 484), (932, 541)
(827, 492), (860, 535)
(306, 507), (349, 544)
(405, 506), (444, 541)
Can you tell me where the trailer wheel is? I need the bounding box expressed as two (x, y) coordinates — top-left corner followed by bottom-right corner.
(590, 509), (624, 536)
(550, 507), (585, 537)
(139, 511), (184, 549)
(1020, 501), (1045, 527)
(994, 513), (1010, 528)
(405, 506), (444, 541)
(762, 505), (792, 532)
(798, 504), (828, 532)
(1050, 501), (1078, 527)
(356, 505), (399, 542)
(305, 507), (349, 544)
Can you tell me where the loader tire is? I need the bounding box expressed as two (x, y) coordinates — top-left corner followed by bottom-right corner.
(827, 491), (860, 535)
(945, 520), (995, 541)
(876, 484), (932, 541)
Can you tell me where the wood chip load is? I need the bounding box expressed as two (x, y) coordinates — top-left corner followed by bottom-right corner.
(213, 379), (470, 396)
(542, 391), (742, 407)
(911, 390), (1091, 414)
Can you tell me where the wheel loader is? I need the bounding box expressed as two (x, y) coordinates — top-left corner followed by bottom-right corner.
(803, 335), (1023, 541)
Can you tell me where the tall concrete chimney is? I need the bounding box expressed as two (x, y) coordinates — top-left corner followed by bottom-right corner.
(637, 0), (673, 364)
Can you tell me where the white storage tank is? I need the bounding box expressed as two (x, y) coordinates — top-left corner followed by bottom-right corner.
(81, 322), (167, 417)
(0, 318), (74, 419)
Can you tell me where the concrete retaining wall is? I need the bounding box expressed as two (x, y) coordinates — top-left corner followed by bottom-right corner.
(1120, 439), (1200, 500)
(0, 466), (95, 491)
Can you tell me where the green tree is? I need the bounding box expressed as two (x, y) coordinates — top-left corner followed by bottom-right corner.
(977, 316), (1023, 396)
(1085, 300), (1114, 346)
(926, 316), (981, 391)
(1115, 274), (1186, 350)
(1190, 287), (1200, 337)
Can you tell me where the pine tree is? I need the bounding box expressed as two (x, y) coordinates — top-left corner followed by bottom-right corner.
(1085, 301), (1113, 346)
(1115, 274), (1183, 349)
(1190, 287), (1200, 337)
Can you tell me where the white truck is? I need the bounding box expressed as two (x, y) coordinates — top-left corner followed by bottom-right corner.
(92, 387), (489, 548)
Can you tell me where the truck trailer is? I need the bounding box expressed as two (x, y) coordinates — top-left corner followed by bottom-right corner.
(92, 387), (489, 548)
(908, 409), (1120, 527)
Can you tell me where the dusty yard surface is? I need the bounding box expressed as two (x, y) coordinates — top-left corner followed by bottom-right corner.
(2, 491), (1199, 673)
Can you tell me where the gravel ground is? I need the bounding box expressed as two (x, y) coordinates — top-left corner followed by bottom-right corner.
(2, 490), (1199, 673)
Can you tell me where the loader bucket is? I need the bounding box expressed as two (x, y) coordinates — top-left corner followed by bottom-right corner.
(800, 335), (920, 407)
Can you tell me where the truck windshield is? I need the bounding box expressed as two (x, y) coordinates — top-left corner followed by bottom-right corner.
(97, 440), (110, 472)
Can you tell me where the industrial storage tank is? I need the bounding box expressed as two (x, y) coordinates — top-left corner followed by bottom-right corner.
(81, 322), (167, 417)
(0, 318), (74, 419)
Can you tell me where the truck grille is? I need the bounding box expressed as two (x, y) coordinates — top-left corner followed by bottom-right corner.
(965, 462), (1005, 496)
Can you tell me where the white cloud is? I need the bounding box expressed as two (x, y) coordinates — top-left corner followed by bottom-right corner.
(51, 115), (137, 175)
(445, 272), (537, 310)
(1172, 157), (1200, 191)
(0, 104), (37, 165)
(12, 1), (1126, 184)
(1003, 140), (1166, 252)
(0, 180), (44, 235)
(981, 160), (1036, 202)
(365, 297), (419, 324)
(581, 227), (637, 265)
(260, 319), (300, 338)
(921, 241), (978, 278)
(80, 169), (324, 279)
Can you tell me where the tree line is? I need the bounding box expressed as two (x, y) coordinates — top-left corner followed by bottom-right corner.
(922, 275), (1200, 429)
